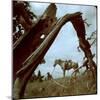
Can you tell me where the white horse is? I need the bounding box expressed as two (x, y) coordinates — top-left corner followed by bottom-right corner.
(53, 59), (79, 77)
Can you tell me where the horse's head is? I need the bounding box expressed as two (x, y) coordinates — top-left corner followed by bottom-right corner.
(53, 59), (61, 67)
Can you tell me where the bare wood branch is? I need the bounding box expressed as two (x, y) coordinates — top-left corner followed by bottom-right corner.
(16, 12), (82, 77)
(15, 12), (83, 98)
(13, 4), (57, 81)
(13, 3), (97, 99)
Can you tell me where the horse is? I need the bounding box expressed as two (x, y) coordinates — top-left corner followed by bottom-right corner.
(53, 59), (79, 77)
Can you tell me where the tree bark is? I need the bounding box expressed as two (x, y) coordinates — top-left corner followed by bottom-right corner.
(13, 3), (97, 99)
(71, 16), (97, 79)
(13, 4), (57, 82)
(15, 12), (83, 98)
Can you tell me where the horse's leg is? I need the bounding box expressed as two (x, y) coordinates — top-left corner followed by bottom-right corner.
(70, 72), (76, 83)
(75, 72), (77, 77)
(76, 69), (80, 76)
(63, 69), (65, 78)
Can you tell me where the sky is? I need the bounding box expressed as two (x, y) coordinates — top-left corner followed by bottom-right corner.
(29, 2), (97, 78)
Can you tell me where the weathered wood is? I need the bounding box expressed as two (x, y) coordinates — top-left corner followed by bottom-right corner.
(16, 12), (82, 77)
(13, 3), (57, 49)
(13, 3), (57, 81)
(15, 12), (83, 98)
(72, 54), (95, 75)
(13, 3), (96, 99)
(71, 16), (97, 79)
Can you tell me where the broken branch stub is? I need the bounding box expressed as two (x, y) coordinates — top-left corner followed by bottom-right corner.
(13, 3), (57, 81)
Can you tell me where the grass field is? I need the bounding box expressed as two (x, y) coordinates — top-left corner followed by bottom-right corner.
(20, 70), (97, 99)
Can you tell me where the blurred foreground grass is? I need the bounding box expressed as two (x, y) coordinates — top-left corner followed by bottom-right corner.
(14, 70), (97, 99)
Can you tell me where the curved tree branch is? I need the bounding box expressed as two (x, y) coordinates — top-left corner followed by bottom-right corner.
(13, 3), (97, 99)
(15, 12), (83, 98)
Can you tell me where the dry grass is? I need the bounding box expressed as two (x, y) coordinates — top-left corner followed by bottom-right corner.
(22, 70), (97, 99)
